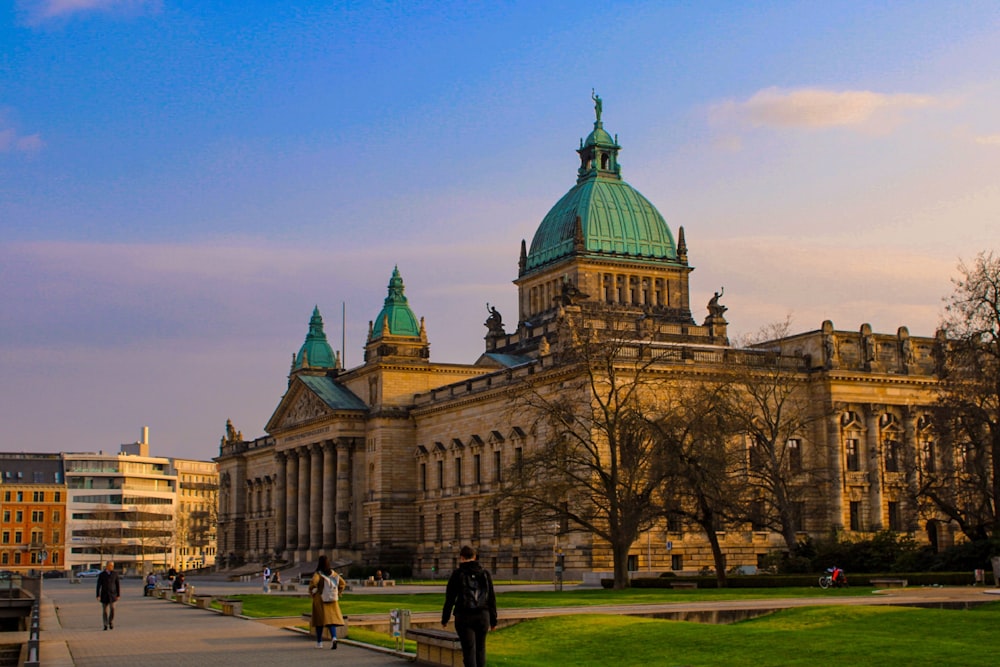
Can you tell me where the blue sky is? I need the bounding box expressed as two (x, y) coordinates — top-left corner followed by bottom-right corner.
(2, 1), (998, 459)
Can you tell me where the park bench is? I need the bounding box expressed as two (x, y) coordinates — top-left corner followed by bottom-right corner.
(406, 627), (463, 667)
(670, 581), (698, 589)
(220, 599), (244, 616)
(870, 578), (908, 588)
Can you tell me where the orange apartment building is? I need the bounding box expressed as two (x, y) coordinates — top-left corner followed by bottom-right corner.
(0, 454), (66, 573)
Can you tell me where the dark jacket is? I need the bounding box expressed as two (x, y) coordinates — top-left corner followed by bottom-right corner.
(96, 569), (120, 604)
(442, 560), (497, 627)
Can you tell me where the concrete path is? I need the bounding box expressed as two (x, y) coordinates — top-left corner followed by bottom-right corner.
(38, 578), (408, 667)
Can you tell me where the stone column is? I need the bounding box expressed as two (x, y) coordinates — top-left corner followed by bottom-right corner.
(285, 450), (299, 551)
(275, 452), (287, 554)
(298, 446), (311, 555)
(310, 443), (324, 555)
(336, 440), (352, 546)
(865, 405), (884, 531)
(826, 410), (844, 530)
(323, 441), (337, 548)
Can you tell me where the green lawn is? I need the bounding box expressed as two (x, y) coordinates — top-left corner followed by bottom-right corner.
(228, 586), (869, 618)
(482, 604), (1000, 666)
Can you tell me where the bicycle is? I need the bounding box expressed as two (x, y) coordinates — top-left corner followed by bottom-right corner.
(819, 570), (848, 589)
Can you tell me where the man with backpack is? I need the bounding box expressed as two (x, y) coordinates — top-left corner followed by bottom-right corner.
(442, 545), (497, 667)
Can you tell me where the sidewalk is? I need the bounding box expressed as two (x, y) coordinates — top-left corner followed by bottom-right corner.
(38, 579), (409, 667)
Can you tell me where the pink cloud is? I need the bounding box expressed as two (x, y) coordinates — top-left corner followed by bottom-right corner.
(710, 87), (939, 131)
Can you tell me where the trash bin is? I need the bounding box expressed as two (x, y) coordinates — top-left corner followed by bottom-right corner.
(974, 568), (984, 584)
(991, 557), (1000, 587)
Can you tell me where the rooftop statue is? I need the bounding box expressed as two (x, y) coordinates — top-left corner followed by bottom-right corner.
(592, 89), (603, 123)
(485, 303), (505, 335)
(707, 287), (727, 318)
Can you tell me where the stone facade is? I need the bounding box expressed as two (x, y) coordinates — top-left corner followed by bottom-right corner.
(214, 105), (945, 579)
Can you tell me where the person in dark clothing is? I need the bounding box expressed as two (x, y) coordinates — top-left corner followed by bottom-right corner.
(96, 561), (121, 630)
(442, 545), (497, 667)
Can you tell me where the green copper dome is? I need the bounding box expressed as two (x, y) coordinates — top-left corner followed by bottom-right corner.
(294, 306), (336, 370)
(372, 266), (421, 338)
(524, 96), (677, 273)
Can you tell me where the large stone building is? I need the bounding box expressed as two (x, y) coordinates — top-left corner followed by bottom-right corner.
(215, 102), (942, 579)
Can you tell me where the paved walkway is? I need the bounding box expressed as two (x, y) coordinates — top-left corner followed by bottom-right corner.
(36, 576), (1000, 666)
(38, 578), (409, 667)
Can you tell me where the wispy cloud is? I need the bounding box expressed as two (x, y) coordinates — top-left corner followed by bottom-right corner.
(974, 134), (1000, 146)
(710, 87), (940, 132)
(0, 119), (43, 155)
(17, 0), (159, 24)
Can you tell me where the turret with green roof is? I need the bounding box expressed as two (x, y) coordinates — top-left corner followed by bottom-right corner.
(365, 266), (429, 363)
(292, 306), (337, 372)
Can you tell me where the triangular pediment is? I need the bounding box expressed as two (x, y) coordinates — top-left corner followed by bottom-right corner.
(267, 382), (333, 432)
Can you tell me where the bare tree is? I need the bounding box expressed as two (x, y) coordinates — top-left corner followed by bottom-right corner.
(654, 382), (745, 586)
(725, 319), (829, 555)
(499, 319), (689, 589)
(926, 251), (1000, 540)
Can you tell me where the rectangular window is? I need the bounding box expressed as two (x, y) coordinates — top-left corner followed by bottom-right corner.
(51, 552), (58, 564)
(923, 441), (936, 473)
(750, 500), (766, 531)
(0, 553), (7, 565)
(846, 439), (860, 472)
(884, 440), (899, 473)
(627, 554), (639, 572)
(30, 530), (43, 545)
(1, 532), (8, 544)
(888, 501), (902, 531)
(52, 511), (60, 522)
(437, 460), (444, 489)
(13, 552), (20, 565)
(54, 491), (61, 502)
(791, 501), (805, 533)
(514, 447), (523, 474)
(52, 530), (59, 542)
(455, 458), (462, 487)
(788, 439), (802, 473)
(474, 454), (481, 485)
(1, 511), (8, 523)
(13, 531), (21, 544)
(15, 491), (22, 502)
(671, 554), (683, 571)
(493, 509), (501, 538)
(420, 463), (426, 491)
(33, 491), (44, 502)
(14, 511), (22, 523)
(494, 450), (502, 482)
(31, 511), (44, 523)
(436, 514), (443, 542)
(667, 513), (683, 532)
(849, 501), (861, 531)
(2, 492), (8, 502)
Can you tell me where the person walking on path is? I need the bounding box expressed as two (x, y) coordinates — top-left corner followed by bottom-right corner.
(442, 545), (497, 667)
(96, 560), (121, 630)
(308, 555), (346, 649)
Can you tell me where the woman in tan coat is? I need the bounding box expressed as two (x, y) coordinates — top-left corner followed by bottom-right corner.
(309, 555), (347, 649)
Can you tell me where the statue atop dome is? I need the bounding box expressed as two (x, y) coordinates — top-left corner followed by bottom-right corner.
(592, 89), (603, 123)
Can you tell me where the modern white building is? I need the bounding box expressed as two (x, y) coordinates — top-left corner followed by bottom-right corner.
(63, 429), (178, 575)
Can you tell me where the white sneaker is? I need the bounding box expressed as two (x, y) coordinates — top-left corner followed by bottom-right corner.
(315, 642), (323, 648)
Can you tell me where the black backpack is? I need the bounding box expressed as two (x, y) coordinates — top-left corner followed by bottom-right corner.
(460, 568), (488, 611)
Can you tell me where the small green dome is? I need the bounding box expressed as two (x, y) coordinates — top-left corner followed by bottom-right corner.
(525, 102), (677, 273)
(372, 266), (421, 338)
(295, 306), (336, 370)
(584, 126), (614, 147)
